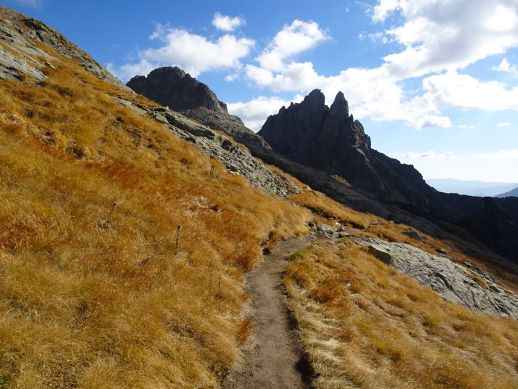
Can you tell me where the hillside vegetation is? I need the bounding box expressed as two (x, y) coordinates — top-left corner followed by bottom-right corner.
(0, 50), (310, 387)
(285, 241), (518, 388)
(2, 12), (518, 389)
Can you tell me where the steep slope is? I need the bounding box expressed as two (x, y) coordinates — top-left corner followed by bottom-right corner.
(0, 7), (311, 387)
(285, 241), (518, 388)
(3, 6), (518, 389)
(127, 67), (270, 150)
(260, 89), (518, 264)
(498, 186), (518, 198)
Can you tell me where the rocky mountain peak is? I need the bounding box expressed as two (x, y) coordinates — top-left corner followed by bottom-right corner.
(127, 66), (228, 113)
(330, 91), (349, 116)
(303, 89), (326, 107)
(127, 66), (272, 150)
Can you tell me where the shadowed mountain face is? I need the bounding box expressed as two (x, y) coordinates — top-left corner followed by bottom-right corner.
(127, 67), (270, 150)
(259, 89), (518, 263)
(259, 90), (436, 206)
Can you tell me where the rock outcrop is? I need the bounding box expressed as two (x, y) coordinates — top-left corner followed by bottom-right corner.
(127, 67), (270, 151)
(0, 7), (120, 84)
(356, 237), (518, 319)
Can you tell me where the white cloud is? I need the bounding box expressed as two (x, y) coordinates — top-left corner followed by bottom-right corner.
(493, 57), (518, 75)
(113, 25), (254, 79)
(242, 1), (518, 130)
(390, 151), (457, 161)
(392, 149), (518, 181)
(420, 71), (518, 111)
(476, 149), (518, 159)
(212, 13), (245, 32)
(254, 20), (328, 72)
(497, 121), (513, 127)
(227, 95), (304, 131)
(371, 0), (401, 22)
(379, 0), (518, 79)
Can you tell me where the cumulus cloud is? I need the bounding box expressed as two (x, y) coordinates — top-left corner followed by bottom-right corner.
(227, 95), (304, 131)
(497, 121), (513, 127)
(113, 24), (254, 79)
(241, 1), (518, 130)
(493, 58), (518, 75)
(256, 20), (328, 71)
(379, 0), (518, 78)
(371, 0), (401, 22)
(421, 72), (518, 111)
(212, 13), (245, 32)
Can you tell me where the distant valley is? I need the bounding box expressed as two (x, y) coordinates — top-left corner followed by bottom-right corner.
(426, 178), (518, 197)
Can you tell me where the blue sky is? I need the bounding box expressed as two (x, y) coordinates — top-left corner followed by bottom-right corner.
(5, 0), (518, 182)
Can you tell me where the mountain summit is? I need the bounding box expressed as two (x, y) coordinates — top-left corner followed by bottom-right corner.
(127, 66), (228, 113)
(127, 67), (270, 149)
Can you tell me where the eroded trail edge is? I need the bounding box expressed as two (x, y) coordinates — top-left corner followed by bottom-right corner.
(224, 238), (313, 389)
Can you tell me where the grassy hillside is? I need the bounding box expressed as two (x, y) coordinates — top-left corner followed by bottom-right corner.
(285, 241), (518, 388)
(0, 50), (310, 387)
(2, 12), (518, 389)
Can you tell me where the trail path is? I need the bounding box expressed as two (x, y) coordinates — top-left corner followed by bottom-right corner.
(223, 238), (314, 389)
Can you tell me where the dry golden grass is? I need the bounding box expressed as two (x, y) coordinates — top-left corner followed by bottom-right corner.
(285, 241), (518, 388)
(0, 52), (309, 388)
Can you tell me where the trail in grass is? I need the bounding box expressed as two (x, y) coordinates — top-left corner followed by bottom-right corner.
(223, 237), (314, 389)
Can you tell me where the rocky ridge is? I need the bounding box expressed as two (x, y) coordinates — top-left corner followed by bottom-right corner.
(0, 6), (119, 84)
(127, 67), (270, 150)
(116, 98), (299, 197)
(356, 237), (518, 319)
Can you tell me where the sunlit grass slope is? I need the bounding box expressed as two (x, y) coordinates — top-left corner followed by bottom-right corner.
(0, 50), (310, 387)
(285, 241), (518, 388)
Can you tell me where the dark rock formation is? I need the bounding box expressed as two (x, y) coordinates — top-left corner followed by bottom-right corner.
(259, 89), (518, 264)
(127, 67), (270, 150)
(127, 67), (227, 113)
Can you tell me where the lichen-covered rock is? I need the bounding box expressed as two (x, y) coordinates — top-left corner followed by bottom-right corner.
(357, 237), (518, 319)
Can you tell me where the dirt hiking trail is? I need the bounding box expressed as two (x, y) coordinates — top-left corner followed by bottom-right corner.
(223, 238), (315, 389)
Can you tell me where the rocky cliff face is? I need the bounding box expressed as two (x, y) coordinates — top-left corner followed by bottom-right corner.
(259, 90), (434, 204)
(127, 67), (270, 150)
